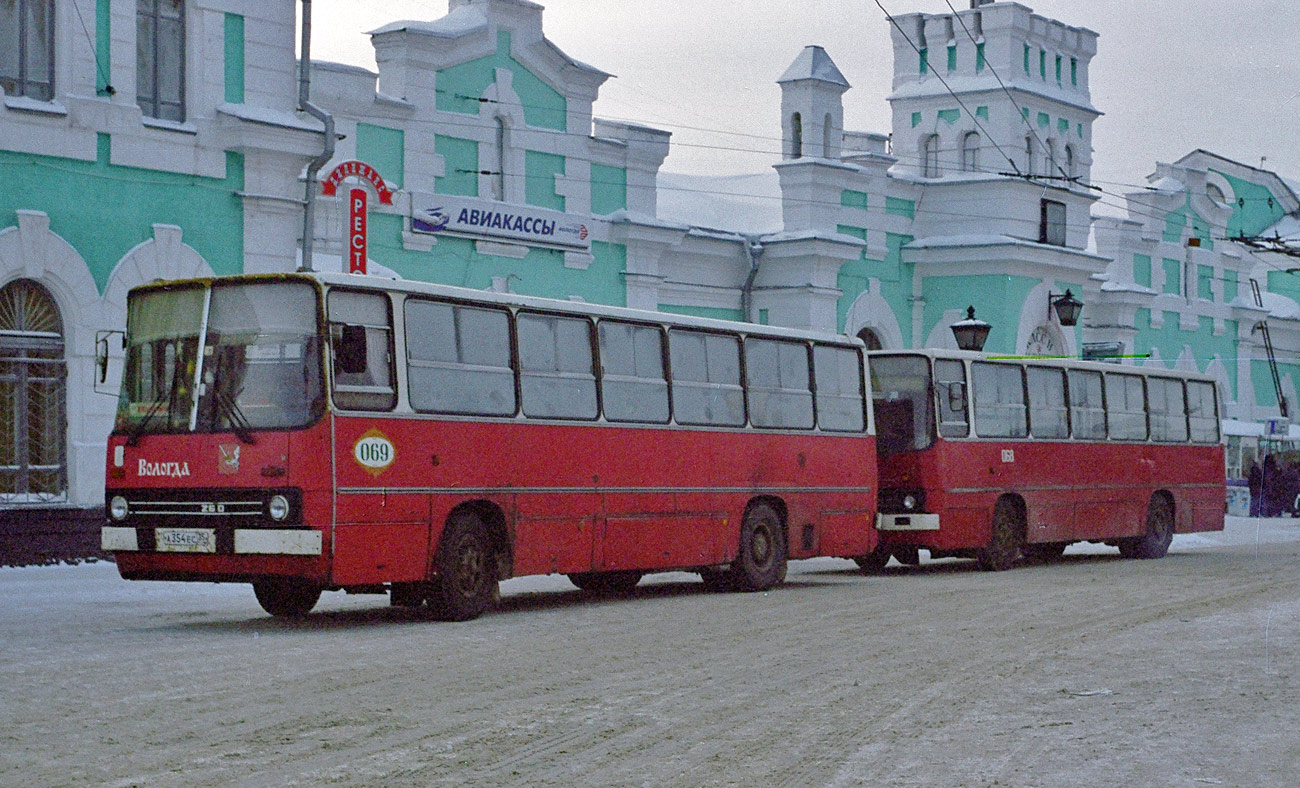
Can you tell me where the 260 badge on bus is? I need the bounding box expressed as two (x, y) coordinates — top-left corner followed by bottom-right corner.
(353, 429), (396, 476)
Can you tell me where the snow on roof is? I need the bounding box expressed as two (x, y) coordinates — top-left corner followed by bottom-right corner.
(369, 6), (488, 38)
(656, 171), (784, 235)
(778, 46), (850, 88)
(1146, 175), (1184, 194)
(1260, 291), (1300, 320)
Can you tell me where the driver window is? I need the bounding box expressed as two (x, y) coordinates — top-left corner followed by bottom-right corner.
(934, 359), (968, 437)
(328, 290), (396, 411)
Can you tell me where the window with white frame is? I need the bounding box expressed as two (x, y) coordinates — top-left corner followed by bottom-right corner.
(923, 134), (940, 178)
(0, 0), (55, 101)
(1039, 199), (1066, 246)
(961, 132), (980, 172)
(137, 0), (185, 122)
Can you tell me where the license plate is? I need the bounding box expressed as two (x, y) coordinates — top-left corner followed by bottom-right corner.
(155, 528), (217, 553)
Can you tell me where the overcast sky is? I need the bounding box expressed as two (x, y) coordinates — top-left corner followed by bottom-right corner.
(311, 0), (1300, 215)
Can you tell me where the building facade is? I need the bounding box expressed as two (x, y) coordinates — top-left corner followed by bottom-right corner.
(3, 0), (1299, 557)
(0, 0), (318, 551)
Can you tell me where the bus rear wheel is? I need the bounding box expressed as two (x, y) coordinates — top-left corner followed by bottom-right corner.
(568, 570), (643, 595)
(977, 499), (1024, 572)
(427, 511), (498, 621)
(854, 545), (891, 574)
(729, 502), (788, 592)
(252, 577), (321, 618)
(1119, 495), (1174, 560)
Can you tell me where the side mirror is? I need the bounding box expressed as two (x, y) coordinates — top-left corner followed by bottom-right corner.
(93, 329), (125, 395)
(337, 324), (368, 375)
(96, 336), (110, 384)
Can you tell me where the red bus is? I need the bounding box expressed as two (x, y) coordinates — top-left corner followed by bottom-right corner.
(863, 350), (1225, 571)
(100, 273), (878, 619)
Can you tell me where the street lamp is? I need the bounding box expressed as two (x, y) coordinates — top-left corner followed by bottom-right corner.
(1048, 289), (1083, 327)
(950, 306), (991, 352)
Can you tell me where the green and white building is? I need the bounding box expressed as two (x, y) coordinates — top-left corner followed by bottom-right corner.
(2, 0), (1299, 542)
(0, 0), (319, 535)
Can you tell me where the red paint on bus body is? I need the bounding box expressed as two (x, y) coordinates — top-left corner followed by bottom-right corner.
(876, 436), (1225, 555)
(110, 412), (878, 588)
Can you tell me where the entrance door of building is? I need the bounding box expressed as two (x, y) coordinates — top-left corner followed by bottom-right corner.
(0, 280), (66, 502)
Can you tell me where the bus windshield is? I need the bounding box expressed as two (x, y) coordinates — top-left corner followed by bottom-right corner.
(116, 281), (323, 437)
(870, 354), (935, 455)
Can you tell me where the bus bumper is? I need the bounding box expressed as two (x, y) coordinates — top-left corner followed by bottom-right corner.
(876, 513), (940, 531)
(102, 526), (323, 556)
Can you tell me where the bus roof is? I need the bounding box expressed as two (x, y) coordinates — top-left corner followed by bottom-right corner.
(130, 271), (865, 348)
(868, 348), (1219, 383)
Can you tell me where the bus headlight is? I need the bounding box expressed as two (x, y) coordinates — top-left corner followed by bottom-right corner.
(268, 494), (291, 522)
(109, 496), (129, 521)
(902, 494), (918, 511)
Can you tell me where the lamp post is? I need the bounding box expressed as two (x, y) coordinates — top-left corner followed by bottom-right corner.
(951, 306), (992, 352)
(1048, 289), (1083, 327)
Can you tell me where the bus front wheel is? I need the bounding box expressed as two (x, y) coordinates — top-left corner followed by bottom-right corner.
(729, 502), (788, 592)
(977, 499), (1024, 572)
(1119, 495), (1174, 560)
(428, 511), (498, 621)
(252, 577), (321, 618)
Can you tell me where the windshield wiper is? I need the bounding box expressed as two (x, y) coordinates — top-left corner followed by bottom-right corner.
(125, 391), (168, 446)
(126, 363), (186, 446)
(211, 385), (256, 444)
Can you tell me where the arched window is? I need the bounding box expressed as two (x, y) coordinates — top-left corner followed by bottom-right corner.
(1025, 135), (1035, 176)
(823, 113), (834, 158)
(791, 113), (803, 159)
(0, 280), (66, 502)
(961, 132), (980, 172)
(1065, 145), (1075, 180)
(857, 328), (884, 351)
(1046, 138), (1057, 177)
(923, 134), (940, 178)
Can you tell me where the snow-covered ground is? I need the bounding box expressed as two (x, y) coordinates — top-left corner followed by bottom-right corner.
(3, 516), (1298, 787)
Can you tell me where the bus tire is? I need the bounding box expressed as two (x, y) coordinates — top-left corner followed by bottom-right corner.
(729, 502), (788, 592)
(427, 511), (498, 621)
(568, 571), (642, 595)
(977, 499), (1024, 572)
(252, 577), (321, 618)
(892, 546), (921, 566)
(699, 567), (736, 592)
(1023, 542), (1068, 561)
(854, 545), (891, 574)
(1119, 495), (1174, 560)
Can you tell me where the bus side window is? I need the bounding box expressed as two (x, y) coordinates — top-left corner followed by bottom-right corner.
(1187, 380), (1220, 443)
(1104, 372), (1147, 440)
(813, 344), (865, 432)
(598, 321), (669, 424)
(971, 362), (1027, 438)
(327, 290), (396, 411)
(745, 337), (813, 429)
(1067, 369), (1106, 439)
(1027, 367), (1068, 438)
(934, 359), (968, 437)
(1149, 377), (1188, 442)
(669, 329), (744, 427)
(405, 300), (516, 416)
(517, 313), (598, 420)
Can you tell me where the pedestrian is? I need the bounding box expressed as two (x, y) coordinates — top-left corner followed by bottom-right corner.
(1262, 455), (1282, 517)
(1248, 458), (1263, 517)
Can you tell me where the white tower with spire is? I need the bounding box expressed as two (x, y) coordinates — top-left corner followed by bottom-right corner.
(778, 45), (850, 161)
